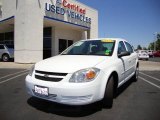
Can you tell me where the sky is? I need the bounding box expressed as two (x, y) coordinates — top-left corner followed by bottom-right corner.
(78, 0), (160, 48)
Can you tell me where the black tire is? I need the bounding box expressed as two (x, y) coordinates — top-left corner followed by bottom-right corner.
(2, 54), (10, 62)
(133, 65), (139, 82)
(103, 76), (114, 108)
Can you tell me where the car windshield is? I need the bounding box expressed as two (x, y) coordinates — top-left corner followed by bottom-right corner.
(141, 51), (147, 53)
(61, 40), (115, 56)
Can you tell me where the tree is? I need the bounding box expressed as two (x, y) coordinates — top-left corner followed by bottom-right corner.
(137, 45), (142, 50)
(143, 47), (147, 50)
(148, 33), (160, 50)
(156, 39), (160, 50)
(148, 42), (154, 50)
(157, 33), (160, 39)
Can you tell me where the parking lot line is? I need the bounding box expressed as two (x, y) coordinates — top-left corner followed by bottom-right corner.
(139, 72), (160, 82)
(139, 76), (160, 89)
(0, 69), (28, 80)
(0, 72), (28, 84)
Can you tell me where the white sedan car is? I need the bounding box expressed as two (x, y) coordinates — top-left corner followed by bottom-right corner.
(0, 44), (14, 61)
(25, 38), (139, 108)
(137, 50), (149, 60)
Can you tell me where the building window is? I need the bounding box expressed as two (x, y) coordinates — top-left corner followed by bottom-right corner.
(0, 5), (2, 18)
(59, 39), (73, 53)
(0, 33), (4, 44)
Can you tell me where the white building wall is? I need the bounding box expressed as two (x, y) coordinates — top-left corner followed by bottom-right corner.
(14, 0), (43, 63)
(0, 0), (98, 63)
(87, 9), (98, 38)
(72, 0), (98, 38)
(0, 0), (16, 20)
(43, 0), (98, 39)
(54, 28), (82, 55)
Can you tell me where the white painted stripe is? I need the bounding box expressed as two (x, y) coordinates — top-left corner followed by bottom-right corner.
(139, 76), (160, 89)
(0, 70), (28, 80)
(139, 72), (160, 82)
(0, 72), (28, 84)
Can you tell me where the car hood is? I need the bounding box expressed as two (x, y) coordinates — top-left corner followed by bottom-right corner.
(35, 55), (107, 73)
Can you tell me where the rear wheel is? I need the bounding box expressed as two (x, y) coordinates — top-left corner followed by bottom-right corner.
(103, 76), (114, 108)
(133, 65), (139, 82)
(2, 54), (9, 62)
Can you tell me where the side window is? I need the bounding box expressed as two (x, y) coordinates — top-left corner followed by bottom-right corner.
(0, 45), (4, 49)
(118, 41), (127, 54)
(125, 42), (134, 53)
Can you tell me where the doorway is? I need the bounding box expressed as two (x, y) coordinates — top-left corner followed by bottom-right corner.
(59, 39), (73, 53)
(43, 27), (52, 59)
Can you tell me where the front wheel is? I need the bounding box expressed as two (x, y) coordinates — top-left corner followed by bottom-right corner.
(103, 76), (114, 108)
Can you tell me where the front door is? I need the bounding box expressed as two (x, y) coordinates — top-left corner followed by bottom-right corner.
(117, 41), (130, 86)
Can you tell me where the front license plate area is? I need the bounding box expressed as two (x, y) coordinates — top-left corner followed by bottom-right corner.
(34, 85), (49, 97)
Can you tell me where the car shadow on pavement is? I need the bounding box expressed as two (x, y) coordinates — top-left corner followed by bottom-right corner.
(27, 79), (135, 117)
(0, 58), (14, 62)
(27, 97), (102, 117)
(115, 78), (134, 98)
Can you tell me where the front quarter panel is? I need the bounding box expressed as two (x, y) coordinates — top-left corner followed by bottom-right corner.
(95, 57), (121, 99)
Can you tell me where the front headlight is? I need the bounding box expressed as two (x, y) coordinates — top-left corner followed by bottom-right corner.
(28, 65), (35, 76)
(69, 68), (100, 83)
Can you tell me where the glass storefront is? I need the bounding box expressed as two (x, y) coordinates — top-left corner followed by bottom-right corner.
(43, 27), (52, 59)
(0, 32), (14, 48)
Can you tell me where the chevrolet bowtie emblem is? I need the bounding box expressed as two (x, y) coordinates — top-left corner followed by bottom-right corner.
(44, 74), (49, 77)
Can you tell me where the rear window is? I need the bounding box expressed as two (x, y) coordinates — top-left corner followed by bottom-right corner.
(0, 45), (4, 49)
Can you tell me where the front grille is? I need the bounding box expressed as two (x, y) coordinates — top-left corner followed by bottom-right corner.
(35, 70), (68, 82)
(35, 75), (63, 82)
(35, 70), (67, 76)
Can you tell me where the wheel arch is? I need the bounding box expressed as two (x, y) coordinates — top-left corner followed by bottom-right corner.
(100, 70), (119, 99)
(109, 71), (119, 96)
(2, 53), (10, 57)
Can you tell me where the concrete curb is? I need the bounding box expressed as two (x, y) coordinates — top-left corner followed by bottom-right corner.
(0, 62), (33, 69)
(139, 60), (160, 71)
(0, 61), (160, 71)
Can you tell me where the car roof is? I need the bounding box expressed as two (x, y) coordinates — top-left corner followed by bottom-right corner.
(81, 38), (127, 42)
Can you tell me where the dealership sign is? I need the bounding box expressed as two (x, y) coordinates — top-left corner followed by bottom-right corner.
(45, 0), (91, 27)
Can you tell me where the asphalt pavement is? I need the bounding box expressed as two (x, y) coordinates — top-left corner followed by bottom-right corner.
(0, 67), (160, 120)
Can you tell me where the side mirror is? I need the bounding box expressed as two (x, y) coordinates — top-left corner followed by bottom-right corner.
(118, 51), (130, 58)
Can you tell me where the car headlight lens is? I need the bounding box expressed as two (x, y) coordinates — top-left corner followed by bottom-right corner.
(28, 65), (35, 76)
(69, 68), (100, 83)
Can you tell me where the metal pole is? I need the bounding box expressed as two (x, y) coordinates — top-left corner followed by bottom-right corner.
(154, 32), (157, 51)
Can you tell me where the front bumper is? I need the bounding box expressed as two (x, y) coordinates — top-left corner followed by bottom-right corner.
(25, 73), (103, 105)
